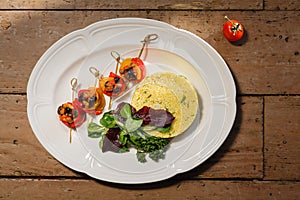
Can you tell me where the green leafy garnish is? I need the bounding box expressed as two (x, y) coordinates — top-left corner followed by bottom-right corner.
(149, 148), (167, 162)
(119, 130), (128, 145)
(156, 125), (171, 133)
(136, 151), (147, 163)
(87, 103), (173, 163)
(125, 117), (143, 132)
(120, 103), (132, 119)
(128, 132), (171, 154)
(100, 112), (117, 128)
(87, 122), (108, 138)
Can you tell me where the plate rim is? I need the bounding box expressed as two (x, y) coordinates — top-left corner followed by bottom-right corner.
(27, 17), (236, 184)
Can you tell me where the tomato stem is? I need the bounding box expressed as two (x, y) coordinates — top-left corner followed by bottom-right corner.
(224, 16), (234, 26)
(224, 16), (242, 36)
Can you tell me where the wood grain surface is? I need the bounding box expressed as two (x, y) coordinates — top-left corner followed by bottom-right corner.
(1, 11), (299, 94)
(0, 0), (299, 199)
(0, 179), (299, 200)
(0, 0), (263, 10)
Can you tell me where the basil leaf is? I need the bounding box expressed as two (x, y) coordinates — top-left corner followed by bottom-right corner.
(156, 125), (171, 133)
(125, 118), (143, 133)
(100, 112), (117, 128)
(88, 122), (107, 138)
(120, 103), (132, 119)
(99, 136), (104, 149)
(142, 126), (156, 131)
(119, 130), (128, 145)
(135, 129), (147, 139)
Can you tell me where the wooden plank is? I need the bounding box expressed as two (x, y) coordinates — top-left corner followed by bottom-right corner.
(0, 179), (299, 199)
(264, 96), (300, 180)
(0, 94), (263, 179)
(264, 0), (300, 10)
(0, 11), (299, 94)
(0, 0), (263, 10)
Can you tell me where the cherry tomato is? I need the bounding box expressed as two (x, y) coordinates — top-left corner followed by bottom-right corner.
(223, 16), (244, 42)
(99, 72), (126, 97)
(57, 101), (86, 129)
(77, 87), (106, 115)
(119, 57), (146, 83)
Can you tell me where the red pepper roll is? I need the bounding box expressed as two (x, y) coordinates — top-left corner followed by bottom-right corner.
(99, 72), (126, 97)
(77, 87), (106, 115)
(57, 101), (86, 129)
(119, 57), (146, 83)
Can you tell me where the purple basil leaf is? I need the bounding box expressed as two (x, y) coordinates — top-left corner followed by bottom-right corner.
(112, 102), (136, 123)
(102, 128), (123, 153)
(134, 106), (175, 128)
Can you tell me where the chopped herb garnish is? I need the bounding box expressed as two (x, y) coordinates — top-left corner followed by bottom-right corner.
(181, 95), (186, 103)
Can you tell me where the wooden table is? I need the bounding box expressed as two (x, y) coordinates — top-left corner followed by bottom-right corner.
(0, 0), (299, 199)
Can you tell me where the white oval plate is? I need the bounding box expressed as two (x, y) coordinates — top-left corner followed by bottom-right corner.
(27, 18), (236, 184)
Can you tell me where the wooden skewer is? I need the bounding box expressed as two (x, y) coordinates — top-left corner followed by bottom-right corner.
(109, 51), (121, 110)
(87, 67), (100, 126)
(69, 77), (78, 144)
(111, 51), (121, 72)
(138, 33), (158, 59)
(89, 66), (100, 88)
(70, 78), (77, 101)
